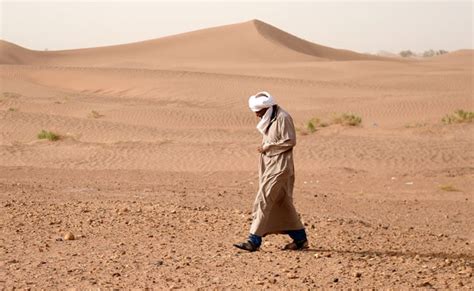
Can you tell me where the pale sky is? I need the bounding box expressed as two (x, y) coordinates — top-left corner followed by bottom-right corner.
(0, 1), (472, 53)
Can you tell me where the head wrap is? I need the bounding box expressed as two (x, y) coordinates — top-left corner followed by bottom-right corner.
(248, 91), (277, 135)
(248, 91), (276, 112)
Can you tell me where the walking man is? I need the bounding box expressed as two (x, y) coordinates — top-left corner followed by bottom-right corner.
(234, 91), (308, 252)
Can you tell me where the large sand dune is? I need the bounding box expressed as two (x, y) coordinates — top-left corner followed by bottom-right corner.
(0, 20), (386, 68)
(0, 20), (473, 289)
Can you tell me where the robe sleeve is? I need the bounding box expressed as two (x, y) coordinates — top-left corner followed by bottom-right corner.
(262, 115), (296, 156)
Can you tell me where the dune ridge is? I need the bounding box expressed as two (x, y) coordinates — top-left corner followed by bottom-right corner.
(1, 20), (392, 68)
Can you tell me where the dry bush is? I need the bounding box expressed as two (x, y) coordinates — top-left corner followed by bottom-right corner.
(442, 110), (474, 124)
(439, 185), (461, 192)
(89, 110), (104, 118)
(37, 130), (60, 141)
(333, 113), (362, 126)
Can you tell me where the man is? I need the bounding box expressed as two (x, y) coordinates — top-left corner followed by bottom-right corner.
(233, 91), (308, 252)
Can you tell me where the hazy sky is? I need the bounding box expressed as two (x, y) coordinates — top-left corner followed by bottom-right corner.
(1, 1), (472, 53)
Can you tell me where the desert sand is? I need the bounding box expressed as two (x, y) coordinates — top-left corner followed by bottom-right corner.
(0, 20), (473, 289)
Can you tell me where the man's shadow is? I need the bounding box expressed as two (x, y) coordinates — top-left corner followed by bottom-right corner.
(304, 247), (474, 261)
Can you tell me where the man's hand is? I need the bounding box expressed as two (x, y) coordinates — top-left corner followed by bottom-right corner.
(257, 146), (265, 154)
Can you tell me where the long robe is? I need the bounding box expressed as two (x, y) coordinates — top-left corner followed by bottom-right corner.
(249, 105), (304, 236)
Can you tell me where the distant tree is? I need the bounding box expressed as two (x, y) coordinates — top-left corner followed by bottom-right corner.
(437, 50), (448, 55)
(399, 50), (414, 58)
(423, 49), (435, 57)
(422, 49), (449, 57)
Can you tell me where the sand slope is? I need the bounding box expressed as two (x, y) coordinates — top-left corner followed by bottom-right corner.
(0, 20), (386, 69)
(0, 40), (41, 65)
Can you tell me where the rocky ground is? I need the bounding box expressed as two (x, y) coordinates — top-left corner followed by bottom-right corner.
(1, 167), (472, 289)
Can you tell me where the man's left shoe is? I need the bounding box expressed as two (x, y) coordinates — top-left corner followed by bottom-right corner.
(233, 241), (259, 252)
(283, 239), (309, 250)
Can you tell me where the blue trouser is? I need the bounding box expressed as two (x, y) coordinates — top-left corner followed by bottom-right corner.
(248, 229), (307, 247)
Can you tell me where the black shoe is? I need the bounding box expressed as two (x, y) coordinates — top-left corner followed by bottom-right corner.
(233, 241), (259, 252)
(283, 239), (309, 250)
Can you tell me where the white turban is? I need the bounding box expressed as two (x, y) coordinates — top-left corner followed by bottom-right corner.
(248, 91), (276, 112)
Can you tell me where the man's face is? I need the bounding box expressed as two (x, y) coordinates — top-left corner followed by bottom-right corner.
(255, 108), (268, 119)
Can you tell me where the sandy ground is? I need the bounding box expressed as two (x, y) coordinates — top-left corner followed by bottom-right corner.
(0, 20), (473, 289)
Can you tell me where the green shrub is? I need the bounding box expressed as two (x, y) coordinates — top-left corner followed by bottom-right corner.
(333, 113), (362, 126)
(306, 117), (321, 133)
(37, 130), (60, 141)
(442, 110), (474, 124)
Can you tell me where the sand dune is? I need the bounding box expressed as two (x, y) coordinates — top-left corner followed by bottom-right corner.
(0, 19), (473, 289)
(0, 40), (41, 65)
(0, 20), (387, 69)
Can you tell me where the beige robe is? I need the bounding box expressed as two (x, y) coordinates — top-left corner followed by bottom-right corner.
(250, 105), (304, 236)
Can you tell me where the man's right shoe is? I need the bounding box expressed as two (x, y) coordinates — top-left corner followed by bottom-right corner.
(283, 239), (309, 251)
(233, 241), (259, 252)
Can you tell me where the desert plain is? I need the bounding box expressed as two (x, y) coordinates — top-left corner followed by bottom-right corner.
(0, 20), (473, 289)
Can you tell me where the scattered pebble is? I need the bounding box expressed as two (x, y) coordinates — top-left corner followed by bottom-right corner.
(63, 232), (75, 241)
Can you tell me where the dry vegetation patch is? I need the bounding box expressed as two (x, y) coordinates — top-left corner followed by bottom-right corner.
(333, 113), (362, 126)
(299, 113), (362, 135)
(442, 110), (474, 124)
(88, 110), (104, 119)
(2, 92), (22, 99)
(37, 130), (60, 141)
(439, 185), (461, 192)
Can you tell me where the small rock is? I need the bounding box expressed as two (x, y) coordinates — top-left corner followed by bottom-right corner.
(419, 281), (432, 287)
(263, 241), (272, 247)
(63, 232), (75, 241)
(333, 278), (339, 283)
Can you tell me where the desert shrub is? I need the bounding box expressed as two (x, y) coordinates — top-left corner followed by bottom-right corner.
(307, 117), (321, 133)
(333, 113), (362, 126)
(442, 110), (474, 124)
(8, 107), (17, 112)
(37, 130), (60, 141)
(2, 92), (21, 99)
(299, 113), (362, 135)
(405, 122), (427, 128)
(439, 185), (460, 192)
(89, 110), (104, 118)
(399, 50), (414, 58)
